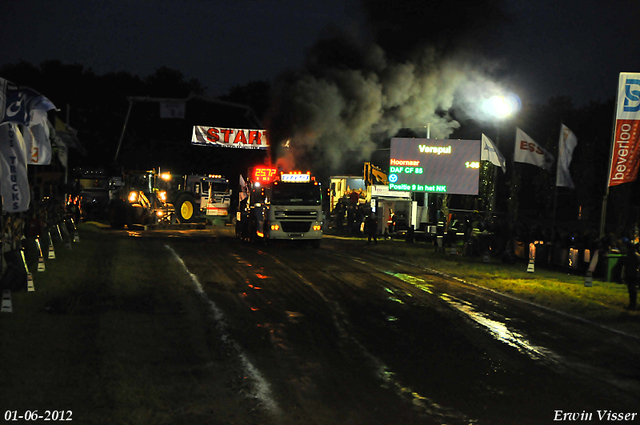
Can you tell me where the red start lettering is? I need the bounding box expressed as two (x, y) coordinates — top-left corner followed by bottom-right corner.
(220, 129), (233, 143)
(234, 130), (247, 144)
(249, 131), (262, 145)
(206, 128), (219, 142)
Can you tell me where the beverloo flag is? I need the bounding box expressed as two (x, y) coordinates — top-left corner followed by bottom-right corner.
(481, 134), (506, 173)
(0, 123), (30, 212)
(556, 124), (578, 188)
(608, 72), (640, 186)
(514, 128), (554, 172)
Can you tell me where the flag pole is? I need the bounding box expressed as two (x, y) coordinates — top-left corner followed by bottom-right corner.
(551, 121), (562, 228)
(599, 84), (621, 240)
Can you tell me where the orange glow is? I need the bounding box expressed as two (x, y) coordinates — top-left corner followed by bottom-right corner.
(250, 307), (259, 311)
(255, 274), (268, 279)
(271, 224), (280, 231)
(313, 225), (322, 231)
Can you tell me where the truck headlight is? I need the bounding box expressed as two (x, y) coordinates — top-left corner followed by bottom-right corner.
(313, 225), (322, 231)
(271, 224), (280, 231)
(157, 190), (167, 202)
(128, 191), (138, 202)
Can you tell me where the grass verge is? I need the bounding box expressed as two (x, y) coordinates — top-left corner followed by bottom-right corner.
(0, 224), (250, 425)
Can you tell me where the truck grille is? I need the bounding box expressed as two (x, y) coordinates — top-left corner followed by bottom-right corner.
(275, 210), (318, 219)
(281, 221), (311, 233)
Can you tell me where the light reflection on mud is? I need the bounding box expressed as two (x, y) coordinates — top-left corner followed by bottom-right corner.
(439, 294), (557, 362)
(385, 272), (434, 294)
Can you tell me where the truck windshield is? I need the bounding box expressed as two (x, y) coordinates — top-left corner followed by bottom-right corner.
(207, 182), (230, 193)
(79, 178), (109, 191)
(271, 183), (321, 206)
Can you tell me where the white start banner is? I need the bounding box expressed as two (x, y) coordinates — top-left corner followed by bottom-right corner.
(192, 126), (269, 150)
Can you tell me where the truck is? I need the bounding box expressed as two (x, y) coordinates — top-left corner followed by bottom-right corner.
(236, 166), (323, 247)
(75, 168), (110, 220)
(108, 170), (171, 228)
(329, 162), (413, 235)
(108, 169), (232, 228)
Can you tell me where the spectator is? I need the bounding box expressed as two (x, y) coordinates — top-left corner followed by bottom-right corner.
(365, 211), (378, 245)
(387, 209), (396, 234)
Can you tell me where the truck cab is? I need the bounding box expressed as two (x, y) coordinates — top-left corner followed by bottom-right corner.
(237, 168), (323, 247)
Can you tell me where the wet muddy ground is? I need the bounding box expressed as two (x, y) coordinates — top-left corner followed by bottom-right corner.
(157, 227), (640, 424)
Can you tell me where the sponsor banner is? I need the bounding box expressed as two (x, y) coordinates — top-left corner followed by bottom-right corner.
(556, 124), (578, 188)
(514, 128), (554, 172)
(0, 77), (56, 127)
(481, 134), (506, 173)
(608, 72), (640, 186)
(24, 124), (52, 165)
(192, 126), (269, 150)
(0, 123), (30, 212)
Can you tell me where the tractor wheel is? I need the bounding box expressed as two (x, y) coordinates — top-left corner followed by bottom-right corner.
(175, 194), (197, 223)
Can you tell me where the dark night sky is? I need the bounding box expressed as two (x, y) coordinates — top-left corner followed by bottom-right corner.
(2, 0), (640, 107)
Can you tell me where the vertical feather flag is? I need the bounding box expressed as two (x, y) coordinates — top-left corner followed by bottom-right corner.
(556, 124), (578, 188)
(481, 134), (506, 173)
(0, 123), (30, 212)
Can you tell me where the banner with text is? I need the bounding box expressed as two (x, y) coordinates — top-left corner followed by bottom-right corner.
(608, 72), (640, 186)
(192, 126), (269, 150)
(514, 128), (554, 172)
(0, 123), (30, 212)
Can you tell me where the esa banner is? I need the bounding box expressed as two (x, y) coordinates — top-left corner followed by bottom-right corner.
(0, 123), (30, 212)
(608, 72), (640, 187)
(192, 126), (269, 150)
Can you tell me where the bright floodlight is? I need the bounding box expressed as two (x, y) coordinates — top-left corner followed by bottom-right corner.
(483, 95), (513, 119)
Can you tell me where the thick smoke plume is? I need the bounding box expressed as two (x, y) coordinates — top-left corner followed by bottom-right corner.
(265, 22), (508, 174)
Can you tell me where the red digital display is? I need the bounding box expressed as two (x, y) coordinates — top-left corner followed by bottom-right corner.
(253, 166), (277, 184)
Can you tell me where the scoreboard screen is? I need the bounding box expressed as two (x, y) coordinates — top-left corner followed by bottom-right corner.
(389, 138), (481, 195)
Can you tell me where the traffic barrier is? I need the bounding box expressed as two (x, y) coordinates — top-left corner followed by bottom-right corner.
(585, 250), (599, 287)
(55, 224), (63, 241)
(1, 290), (12, 313)
(48, 231), (56, 260)
(27, 273), (35, 292)
(36, 238), (45, 272)
(20, 250), (34, 292)
(70, 218), (80, 243)
(526, 258), (535, 273)
(584, 271), (593, 287)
